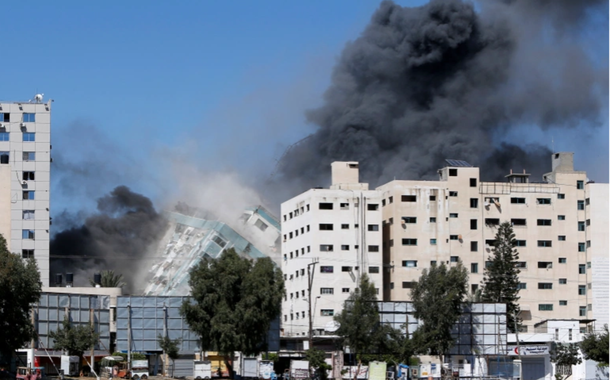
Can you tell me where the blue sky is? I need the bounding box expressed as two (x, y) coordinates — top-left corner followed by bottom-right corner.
(1, 0), (607, 218)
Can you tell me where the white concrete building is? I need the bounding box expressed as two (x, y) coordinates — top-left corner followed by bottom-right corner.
(280, 162), (383, 337)
(0, 98), (52, 286)
(377, 153), (607, 333)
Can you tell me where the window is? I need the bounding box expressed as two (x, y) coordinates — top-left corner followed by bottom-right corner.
(470, 178), (477, 187)
(485, 261), (492, 269)
(515, 240), (526, 247)
(341, 224), (349, 229)
(341, 245), (349, 251)
(22, 249), (34, 259)
(586, 219), (591, 226)
(577, 200), (584, 210)
(254, 219), (268, 231)
(402, 238), (417, 246)
(559, 278), (567, 284)
(389, 196), (393, 203)
(430, 260), (437, 266)
(23, 113), (35, 122)
(319, 202), (333, 210)
(402, 195), (416, 202)
(449, 191), (458, 197)
(558, 235), (566, 241)
(578, 221), (585, 231)
(367, 204), (379, 211)
(22, 210), (35, 220)
(470, 198), (478, 208)
(578, 285), (586, 295)
(577, 180), (584, 190)
(22, 230), (35, 239)
(470, 241), (478, 252)
(517, 283), (527, 290)
(538, 283), (553, 289)
(402, 216), (416, 224)
(485, 218), (500, 227)
(470, 219), (477, 230)
(319, 223), (333, 231)
(320, 288), (334, 295)
(307, 246), (310, 252)
(430, 238), (437, 245)
(1, 113), (10, 122)
(367, 224), (379, 231)
(587, 240), (591, 248)
(585, 198), (590, 205)
(22, 133), (35, 142)
(382, 199), (386, 206)
(537, 219), (552, 226)
(402, 260), (417, 268)
(320, 244), (333, 252)
(342, 288), (350, 293)
(515, 262), (527, 269)
(485, 239), (496, 247)
(429, 217), (436, 223)
(429, 195), (436, 201)
(449, 168), (458, 176)
(320, 309), (334, 316)
(450, 256), (459, 263)
(339, 202), (349, 210)
(368, 245), (379, 252)
(539, 304), (553, 311)
(369, 266), (379, 274)
(341, 266), (352, 272)
(450, 235), (459, 240)
(511, 197), (526, 204)
(0, 132), (9, 141)
(558, 258), (567, 264)
(579, 307), (586, 317)
(511, 218), (526, 226)
(0, 151), (9, 164)
(22, 191), (35, 200)
(402, 282), (415, 289)
(557, 193), (565, 199)
(471, 284), (479, 293)
(449, 213), (458, 218)
(320, 266), (334, 273)
(578, 264), (586, 274)
(471, 263), (478, 273)
(578, 242), (586, 252)
(538, 261), (552, 268)
(537, 198), (551, 205)
(558, 215), (566, 220)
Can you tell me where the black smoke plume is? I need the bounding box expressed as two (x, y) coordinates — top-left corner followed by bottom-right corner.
(276, 0), (607, 188)
(50, 186), (168, 293)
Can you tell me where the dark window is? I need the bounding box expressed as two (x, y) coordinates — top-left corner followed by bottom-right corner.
(450, 256), (459, 263)
(470, 198), (478, 208)
(470, 178), (477, 187)
(0, 151), (9, 164)
(449, 191), (458, 197)
(538, 283), (553, 289)
(320, 309), (334, 316)
(578, 285), (586, 295)
(22, 249), (34, 259)
(559, 278), (567, 284)
(22, 191), (35, 200)
(579, 264), (586, 274)
(319, 223), (333, 231)
(450, 213), (458, 218)
(511, 197), (526, 204)
(320, 245), (333, 252)
(369, 266), (379, 274)
(470, 219), (477, 230)
(449, 168), (458, 176)
(429, 217), (436, 223)
(319, 202), (333, 210)
(578, 242), (586, 252)
(402, 260), (417, 268)
(341, 266), (352, 272)
(23, 152), (35, 161)
(577, 200), (584, 210)
(471, 284), (479, 293)
(537, 219), (552, 226)
(22, 230), (35, 239)
(342, 288), (350, 293)
(402, 217), (417, 224)
(382, 199), (386, 206)
(485, 239), (496, 247)
(341, 224), (349, 229)
(539, 304), (553, 311)
(578, 221), (585, 231)
(320, 288), (334, 295)
(430, 238), (437, 245)
(402, 282), (416, 289)
(517, 283), (527, 289)
(341, 245), (349, 251)
(320, 266), (334, 273)
(402, 195), (416, 202)
(389, 196), (393, 203)
(558, 258), (567, 263)
(559, 300), (567, 306)
(429, 195), (436, 201)
(557, 193), (565, 199)
(367, 204), (379, 211)
(470, 241), (478, 252)
(579, 307), (586, 316)
(340, 203), (349, 210)
(450, 235), (459, 240)
(538, 240), (552, 247)
(537, 198), (551, 205)
(471, 263), (478, 273)
(538, 261), (552, 268)
(558, 215), (566, 220)
(402, 238), (417, 246)
(1, 113), (10, 122)
(577, 180), (584, 190)
(368, 245), (379, 252)
(515, 240), (526, 247)
(512, 219), (526, 226)
(516, 262), (527, 268)
(485, 218), (500, 227)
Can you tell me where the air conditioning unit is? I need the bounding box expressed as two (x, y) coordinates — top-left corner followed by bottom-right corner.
(20, 123), (26, 128)
(21, 180), (28, 187)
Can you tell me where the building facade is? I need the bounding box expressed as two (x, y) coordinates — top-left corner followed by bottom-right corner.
(0, 98), (52, 286)
(281, 162), (383, 337)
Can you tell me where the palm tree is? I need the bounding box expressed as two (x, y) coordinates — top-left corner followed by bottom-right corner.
(90, 270), (126, 288)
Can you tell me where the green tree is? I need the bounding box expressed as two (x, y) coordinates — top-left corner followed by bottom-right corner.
(157, 335), (181, 377)
(481, 222), (522, 333)
(181, 249), (284, 379)
(410, 262), (468, 362)
(550, 343), (582, 380)
(305, 348), (331, 380)
(89, 270), (126, 288)
(0, 234), (42, 365)
(49, 317), (100, 371)
(580, 325), (609, 367)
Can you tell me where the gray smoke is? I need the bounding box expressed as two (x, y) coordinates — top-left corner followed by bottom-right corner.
(275, 0), (607, 189)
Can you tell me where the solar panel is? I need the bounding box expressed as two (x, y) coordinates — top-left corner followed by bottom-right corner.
(445, 159), (473, 167)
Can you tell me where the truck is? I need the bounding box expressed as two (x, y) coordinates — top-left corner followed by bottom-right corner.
(129, 360), (149, 380)
(194, 361), (212, 380)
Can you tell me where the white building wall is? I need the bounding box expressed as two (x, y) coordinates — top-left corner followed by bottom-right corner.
(587, 183), (609, 331)
(0, 100), (52, 286)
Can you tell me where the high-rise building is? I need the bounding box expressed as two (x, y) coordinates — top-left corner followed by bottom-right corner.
(0, 98), (52, 286)
(281, 162), (383, 337)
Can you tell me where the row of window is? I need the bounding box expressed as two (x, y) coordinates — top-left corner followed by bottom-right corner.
(284, 246), (311, 260)
(284, 309), (336, 322)
(283, 204), (311, 221)
(394, 237), (588, 251)
(398, 260), (590, 273)
(0, 113), (36, 123)
(540, 304), (589, 314)
(283, 225), (310, 240)
(319, 265), (380, 274)
(318, 223), (380, 232)
(0, 132), (36, 142)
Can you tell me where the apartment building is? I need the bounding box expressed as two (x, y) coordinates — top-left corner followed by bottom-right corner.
(378, 153), (607, 332)
(281, 162), (383, 337)
(0, 98), (52, 286)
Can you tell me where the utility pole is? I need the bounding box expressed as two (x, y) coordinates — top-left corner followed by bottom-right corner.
(307, 259), (318, 350)
(514, 311), (522, 380)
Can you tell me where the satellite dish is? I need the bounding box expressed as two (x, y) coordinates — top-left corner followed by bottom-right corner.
(34, 94), (44, 103)
(325, 321), (340, 332)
